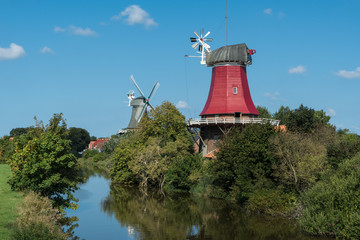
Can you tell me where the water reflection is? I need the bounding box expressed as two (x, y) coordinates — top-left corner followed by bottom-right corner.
(101, 184), (328, 240)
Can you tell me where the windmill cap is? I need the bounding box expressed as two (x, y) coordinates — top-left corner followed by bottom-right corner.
(206, 43), (253, 66)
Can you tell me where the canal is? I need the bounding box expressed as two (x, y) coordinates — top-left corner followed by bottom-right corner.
(66, 173), (331, 240)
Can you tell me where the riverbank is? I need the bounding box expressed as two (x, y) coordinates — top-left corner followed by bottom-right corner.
(0, 164), (23, 240)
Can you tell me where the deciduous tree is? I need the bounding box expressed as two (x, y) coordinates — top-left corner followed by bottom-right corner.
(8, 113), (80, 209)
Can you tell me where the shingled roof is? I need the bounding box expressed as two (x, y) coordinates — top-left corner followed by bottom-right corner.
(206, 43), (251, 67)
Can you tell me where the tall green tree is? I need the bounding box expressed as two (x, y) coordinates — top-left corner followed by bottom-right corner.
(66, 127), (91, 157)
(8, 113), (80, 210)
(270, 132), (328, 192)
(273, 106), (292, 125)
(111, 101), (198, 191)
(299, 153), (360, 239)
(9, 127), (30, 137)
(211, 123), (277, 202)
(256, 106), (272, 119)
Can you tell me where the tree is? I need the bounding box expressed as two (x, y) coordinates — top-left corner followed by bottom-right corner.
(273, 106), (292, 125)
(8, 113), (80, 209)
(9, 127), (30, 137)
(299, 154), (360, 239)
(110, 101), (197, 191)
(285, 105), (331, 133)
(0, 136), (14, 162)
(327, 129), (360, 169)
(211, 123), (277, 202)
(66, 127), (90, 157)
(270, 132), (328, 192)
(256, 106), (272, 119)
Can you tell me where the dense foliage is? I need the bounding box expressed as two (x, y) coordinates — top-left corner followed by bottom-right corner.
(299, 153), (360, 239)
(66, 127), (91, 157)
(8, 114), (80, 210)
(110, 101), (200, 191)
(208, 124), (276, 201)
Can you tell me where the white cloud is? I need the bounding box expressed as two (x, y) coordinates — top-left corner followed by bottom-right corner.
(288, 65), (306, 74)
(69, 25), (97, 36)
(264, 92), (280, 101)
(326, 108), (336, 117)
(176, 101), (190, 109)
(112, 5), (157, 27)
(0, 43), (25, 61)
(335, 67), (360, 79)
(54, 25), (97, 36)
(264, 8), (272, 15)
(40, 46), (55, 54)
(54, 26), (66, 33)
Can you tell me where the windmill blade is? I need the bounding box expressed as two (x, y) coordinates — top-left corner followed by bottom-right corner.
(199, 45), (203, 52)
(190, 37), (197, 42)
(203, 42), (211, 51)
(193, 31), (200, 38)
(148, 81), (160, 101)
(192, 42), (199, 49)
(203, 31), (210, 38)
(204, 38), (213, 42)
(148, 102), (155, 110)
(137, 104), (147, 122)
(200, 28), (203, 36)
(130, 75), (146, 99)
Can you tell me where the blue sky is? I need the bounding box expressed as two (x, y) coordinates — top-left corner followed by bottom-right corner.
(1, 0), (360, 137)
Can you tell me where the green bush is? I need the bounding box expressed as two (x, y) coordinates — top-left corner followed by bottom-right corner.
(210, 124), (277, 202)
(82, 149), (99, 159)
(299, 153), (360, 239)
(11, 191), (68, 240)
(165, 154), (202, 191)
(247, 188), (296, 216)
(8, 114), (80, 210)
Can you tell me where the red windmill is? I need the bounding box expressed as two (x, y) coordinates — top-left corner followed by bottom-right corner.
(187, 31), (278, 155)
(200, 43), (259, 118)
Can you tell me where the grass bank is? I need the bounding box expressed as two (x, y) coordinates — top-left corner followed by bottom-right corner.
(0, 164), (23, 240)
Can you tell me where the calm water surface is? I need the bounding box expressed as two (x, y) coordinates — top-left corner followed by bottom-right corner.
(66, 174), (331, 240)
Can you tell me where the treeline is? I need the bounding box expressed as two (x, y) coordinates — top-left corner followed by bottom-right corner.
(2, 103), (360, 239)
(97, 102), (359, 239)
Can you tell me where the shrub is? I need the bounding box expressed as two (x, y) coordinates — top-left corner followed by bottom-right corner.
(247, 188), (297, 216)
(82, 149), (99, 159)
(11, 191), (68, 240)
(211, 124), (277, 202)
(299, 153), (360, 239)
(165, 154), (202, 191)
(8, 114), (80, 210)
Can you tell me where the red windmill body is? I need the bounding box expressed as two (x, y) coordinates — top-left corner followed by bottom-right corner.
(188, 43), (268, 155)
(200, 65), (259, 117)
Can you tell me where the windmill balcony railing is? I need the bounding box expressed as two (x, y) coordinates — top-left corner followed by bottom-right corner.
(187, 118), (280, 127)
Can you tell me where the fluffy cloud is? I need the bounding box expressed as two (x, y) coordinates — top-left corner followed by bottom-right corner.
(176, 101), (190, 109)
(54, 26), (66, 33)
(288, 65), (306, 74)
(264, 92), (280, 101)
(326, 108), (336, 117)
(54, 25), (97, 36)
(112, 5), (157, 27)
(264, 8), (272, 15)
(69, 25), (97, 36)
(335, 67), (360, 79)
(40, 46), (54, 54)
(0, 43), (25, 60)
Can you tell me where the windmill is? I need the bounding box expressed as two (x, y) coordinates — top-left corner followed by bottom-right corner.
(126, 75), (160, 129)
(187, 28), (213, 65)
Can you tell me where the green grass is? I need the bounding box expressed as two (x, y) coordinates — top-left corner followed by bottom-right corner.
(0, 164), (23, 240)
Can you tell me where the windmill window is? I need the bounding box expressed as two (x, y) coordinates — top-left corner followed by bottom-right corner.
(233, 87), (238, 94)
